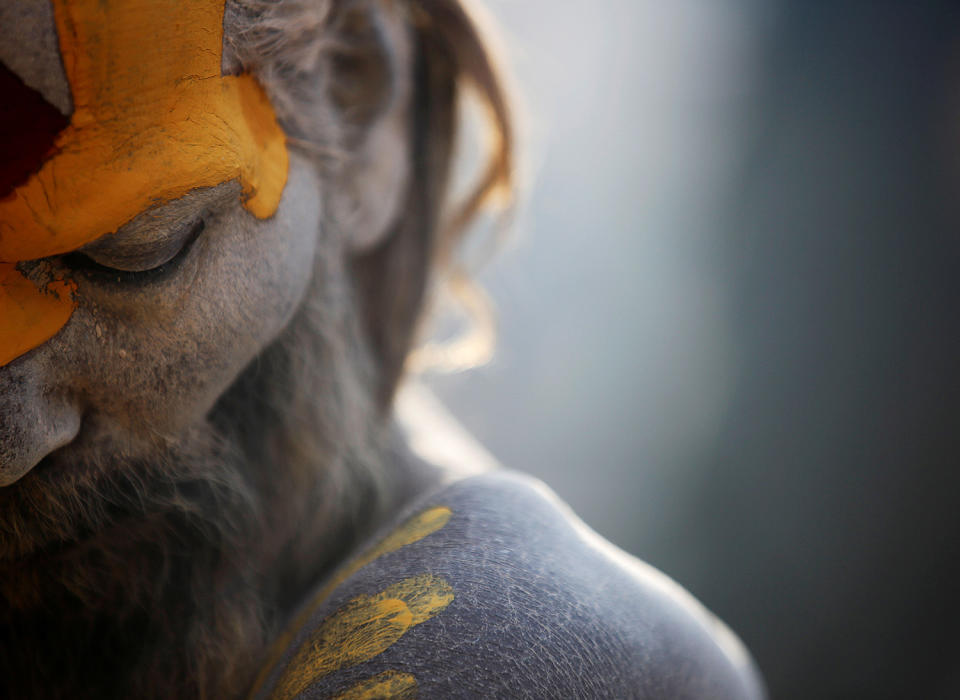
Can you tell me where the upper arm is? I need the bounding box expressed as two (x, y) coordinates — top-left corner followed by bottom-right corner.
(251, 472), (764, 699)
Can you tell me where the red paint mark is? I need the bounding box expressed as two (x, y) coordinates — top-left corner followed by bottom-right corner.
(0, 61), (69, 199)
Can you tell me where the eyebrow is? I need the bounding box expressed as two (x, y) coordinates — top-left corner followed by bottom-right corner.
(81, 180), (242, 252)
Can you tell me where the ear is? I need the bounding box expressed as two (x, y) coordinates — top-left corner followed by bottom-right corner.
(325, 0), (414, 254)
(348, 0), (514, 409)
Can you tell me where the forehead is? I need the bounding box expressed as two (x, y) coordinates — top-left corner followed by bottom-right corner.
(0, 0), (289, 369)
(0, 0), (287, 260)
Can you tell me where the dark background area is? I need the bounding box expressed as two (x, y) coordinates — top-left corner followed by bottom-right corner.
(426, 1), (960, 698)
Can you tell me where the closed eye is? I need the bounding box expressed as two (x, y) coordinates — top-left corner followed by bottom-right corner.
(63, 217), (206, 279)
(59, 181), (236, 281)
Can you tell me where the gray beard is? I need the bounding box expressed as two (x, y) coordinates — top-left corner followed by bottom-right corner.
(0, 266), (391, 699)
(0, 420), (271, 699)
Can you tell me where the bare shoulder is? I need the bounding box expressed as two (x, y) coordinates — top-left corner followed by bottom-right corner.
(249, 472), (765, 699)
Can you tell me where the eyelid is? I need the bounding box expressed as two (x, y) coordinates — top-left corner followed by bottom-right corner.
(73, 180), (239, 272)
(78, 214), (206, 273)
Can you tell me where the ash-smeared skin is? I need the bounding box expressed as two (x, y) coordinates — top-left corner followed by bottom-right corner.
(0, 0), (71, 115)
(0, 154), (320, 486)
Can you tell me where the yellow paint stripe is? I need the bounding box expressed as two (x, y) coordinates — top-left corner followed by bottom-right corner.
(0, 263), (76, 366)
(332, 671), (418, 700)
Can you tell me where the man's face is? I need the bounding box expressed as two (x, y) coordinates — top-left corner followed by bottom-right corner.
(0, 1), (320, 490)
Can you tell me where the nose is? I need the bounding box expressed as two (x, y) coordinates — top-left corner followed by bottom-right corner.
(0, 369), (80, 486)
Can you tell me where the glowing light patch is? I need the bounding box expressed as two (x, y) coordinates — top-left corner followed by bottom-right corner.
(0, 0), (289, 366)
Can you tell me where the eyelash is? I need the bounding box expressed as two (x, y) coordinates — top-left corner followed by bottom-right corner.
(62, 218), (207, 282)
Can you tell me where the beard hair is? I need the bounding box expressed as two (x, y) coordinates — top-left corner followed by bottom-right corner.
(0, 243), (392, 699)
(0, 420), (270, 699)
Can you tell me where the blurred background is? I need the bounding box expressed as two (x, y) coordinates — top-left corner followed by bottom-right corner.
(422, 1), (960, 698)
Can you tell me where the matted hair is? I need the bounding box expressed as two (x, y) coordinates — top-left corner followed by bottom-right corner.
(210, 4), (514, 692)
(214, 0), (517, 600)
(224, 0), (514, 405)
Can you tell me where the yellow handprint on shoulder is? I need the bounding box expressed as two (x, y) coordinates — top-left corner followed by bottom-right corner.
(272, 575), (453, 699)
(252, 506), (454, 700)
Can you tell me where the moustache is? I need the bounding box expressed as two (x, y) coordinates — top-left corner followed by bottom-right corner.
(0, 425), (259, 611)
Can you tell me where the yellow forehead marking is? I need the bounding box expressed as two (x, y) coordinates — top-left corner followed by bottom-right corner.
(0, 0), (288, 261)
(0, 0), (288, 366)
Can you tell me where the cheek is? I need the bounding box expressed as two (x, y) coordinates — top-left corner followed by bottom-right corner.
(58, 160), (322, 443)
